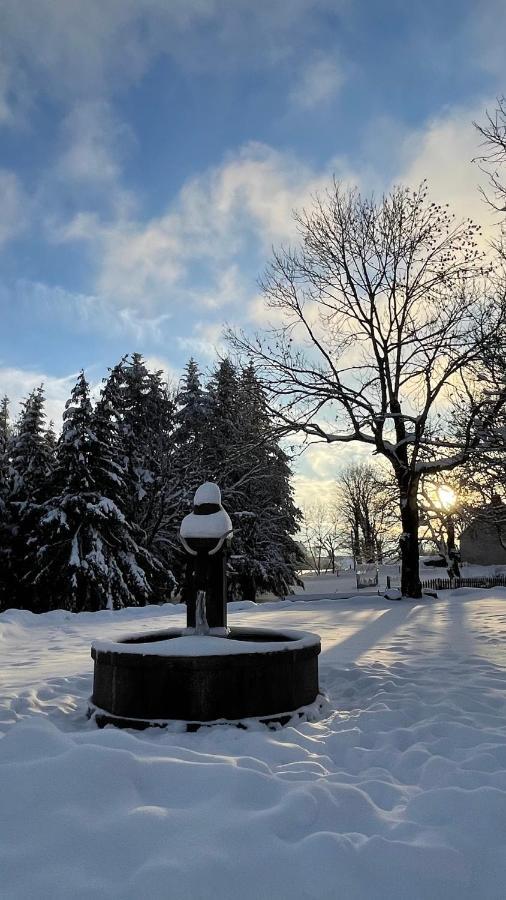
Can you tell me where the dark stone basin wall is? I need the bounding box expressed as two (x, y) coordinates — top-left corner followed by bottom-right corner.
(91, 628), (321, 725)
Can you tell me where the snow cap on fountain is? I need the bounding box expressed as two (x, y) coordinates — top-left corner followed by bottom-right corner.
(180, 482), (233, 540)
(194, 482), (221, 506)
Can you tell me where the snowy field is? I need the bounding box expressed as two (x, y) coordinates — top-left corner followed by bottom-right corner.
(259, 562), (506, 601)
(2, 589), (506, 899)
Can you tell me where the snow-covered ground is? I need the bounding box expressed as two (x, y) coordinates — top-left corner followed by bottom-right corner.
(260, 563), (506, 601)
(2, 588), (506, 899)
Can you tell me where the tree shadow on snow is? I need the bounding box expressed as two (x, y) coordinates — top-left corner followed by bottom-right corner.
(320, 599), (426, 665)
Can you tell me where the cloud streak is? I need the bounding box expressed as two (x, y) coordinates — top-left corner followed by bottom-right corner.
(290, 54), (345, 110)
(0, 170), (29, 244)
(0, 0), (345, 114)
(55, 141), (354, 319)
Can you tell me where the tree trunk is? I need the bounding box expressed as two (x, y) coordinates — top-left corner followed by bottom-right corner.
(445, 516), (461, 578)
(241, 572), (257, 603)
(398, 473), (422, 598)
(375, 537), (384, 564)
(352, 523), (360, 568)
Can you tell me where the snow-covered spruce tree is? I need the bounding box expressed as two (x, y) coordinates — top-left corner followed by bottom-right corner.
(0, 396), (9, 453)
(172, 359), (210, 582)
(114, 353), (177, 598)
(230, 363), (304, 600)
(229, 182), (503, 598)
(30, 370), (164, 612)
(173, 358), (209, 495)
(44, 421), (57, 453)
(6, 387), (55, 609)
(8, 387), (54, 504)
(203, 358), (240, 483)
(201, 359), (303, 600)
(0, 397), (13, 610)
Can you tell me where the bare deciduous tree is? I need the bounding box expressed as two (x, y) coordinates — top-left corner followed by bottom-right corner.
(300, 501), (342, 574)
(474, 97), (506, 220)
(230, 182), (504, 597)
(336, 462), (397, 565)
(418, 478), (463, 577)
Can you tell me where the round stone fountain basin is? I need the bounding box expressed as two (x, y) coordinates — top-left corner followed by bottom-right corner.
(89, 626), (321, 728)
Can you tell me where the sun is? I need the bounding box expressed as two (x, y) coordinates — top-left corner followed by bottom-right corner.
(437, 485), (457, 510)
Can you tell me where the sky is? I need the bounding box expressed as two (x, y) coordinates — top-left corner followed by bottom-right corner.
(1, 0), (505, 505)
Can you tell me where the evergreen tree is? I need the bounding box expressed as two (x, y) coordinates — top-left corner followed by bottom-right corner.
(172, 359), (210, 583)
(30, 370), (166, 611)
(198, 359), (303, 600)
(8, 387), (53, 503)
(173, 358), (208, 494)
(0, 397), (12, 609)
(114, 353), (178, 597)
(230, 363), (304, 599)
(6, 387), (54, 609)
(204, 358), (241, 484)
(0, 354), (303, 611)
(0, 396), (9, 456)
(45, 421), (57, 453)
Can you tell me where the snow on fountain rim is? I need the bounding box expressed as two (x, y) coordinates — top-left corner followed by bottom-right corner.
(92, 626), (321, 657)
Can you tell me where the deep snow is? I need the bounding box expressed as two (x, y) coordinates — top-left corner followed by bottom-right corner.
(2, 589), (506, 899)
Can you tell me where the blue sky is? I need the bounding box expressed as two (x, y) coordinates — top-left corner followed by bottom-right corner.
(1, 0), (505, 500)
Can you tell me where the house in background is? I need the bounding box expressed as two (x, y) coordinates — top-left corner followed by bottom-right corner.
(460, 501), (506, 565)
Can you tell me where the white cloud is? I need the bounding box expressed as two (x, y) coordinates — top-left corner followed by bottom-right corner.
(187, 141), (330, 248)
(397, 102), (497, 234)
(197, 265), (246, 311)
(40, 100), (137, 235)
(0, 0), (189, 100)
(294, 475), (336, 508)
(177, 322), (225, 359)
(143, 355), (181, 388)
(5, 279), (98, 325)
(40, 79), (499, 366)
(0, 365), (80, 428)
(57, 142), (355, 318)
(2, 279), (177, 348)
(58, 101), (132, 186)
(290, 54), (345, 110)
(297, 440), (373, 480)
(91, 218), (186, 308)
(293, 441), (383, 510)
(116, 309), (173, 344)
(27, 98), (503, 378)
(0, 1), (344, 111)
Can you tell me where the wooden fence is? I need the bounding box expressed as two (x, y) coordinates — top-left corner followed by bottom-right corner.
(421, 575), (506, 592)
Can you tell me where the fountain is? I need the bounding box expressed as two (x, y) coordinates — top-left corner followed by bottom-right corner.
(89, 483), (321, 728)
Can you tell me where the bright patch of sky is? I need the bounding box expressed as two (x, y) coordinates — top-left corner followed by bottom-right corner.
(1, 0), (505, 503)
